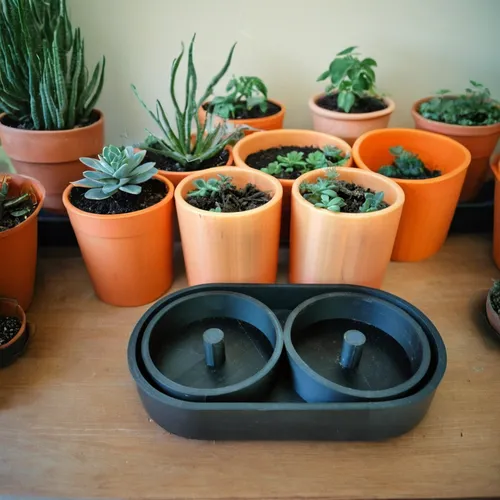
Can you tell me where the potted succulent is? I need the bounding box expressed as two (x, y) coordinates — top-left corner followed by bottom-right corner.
(309, 46), (395, 145)
(412, 81), (500, 202)
(62, 146), (175, 307)
(289, 167), (404, 288)
(175, 167), (283, 286)
(132, 34), (244, 187)
(353, 128), (471, 262)
(0, 298), (29, 369)
(486, 280), (500, 336)
(0, 174), (45, 310)
(0, 0), (105, 213)
(198, 75), (285, 134)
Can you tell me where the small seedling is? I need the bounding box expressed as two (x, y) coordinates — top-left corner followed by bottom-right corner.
(300, 168), (345, 212)
(360, 191), (385, 213)
(378, 146), (441, 179)
(0, 175), (37, 231)
(317, 46), (378, 113)
(189, 175), (232, 198)
(314, 193), (346, 212)
(211, 76), (268, 119)
(262, 151), (307, 176)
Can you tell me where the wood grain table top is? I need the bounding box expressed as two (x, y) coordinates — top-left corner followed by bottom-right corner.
(1, 234), (500, 500)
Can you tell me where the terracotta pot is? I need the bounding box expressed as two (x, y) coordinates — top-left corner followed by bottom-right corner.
(198, 99), (286, 135)
(62, 175), (175, 307)
(289, 167), (404, 288)
(412, 97), (500, 202)
(0, 111), (104, 214)
(0, 174), (45, 310)
(486, 289), (500, 335)
(353, 128), (471, 262)
(175, 166), (283, 286)
(0, 298), (28, 368)
(491, 157), (500, 269)
(309, 93), (395, 146)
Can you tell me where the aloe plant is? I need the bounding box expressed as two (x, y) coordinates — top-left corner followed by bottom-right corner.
(0, 0), (105, 131)
(132, 34), (244, 171)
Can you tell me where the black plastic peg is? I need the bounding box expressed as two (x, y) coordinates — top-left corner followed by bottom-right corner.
(203, 328), (226, 368)
(340, 329), (366, 370)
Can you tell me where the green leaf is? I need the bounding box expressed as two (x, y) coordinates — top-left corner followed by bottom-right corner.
(361, 57), (377, 67)
(317, 70), (330, 82)
(85, 188), (111, 200)
(337, 46), (357, 56)
(120, 184), (142, 195)
(329, 57), (355, 86)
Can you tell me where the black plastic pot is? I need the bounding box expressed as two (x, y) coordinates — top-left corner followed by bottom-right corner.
(141, 291), (283, 402)
(284, 292), (431, 403)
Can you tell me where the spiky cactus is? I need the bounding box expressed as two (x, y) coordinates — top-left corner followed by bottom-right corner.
(73, 146), (158, 200)
(0, 0), (105, 131)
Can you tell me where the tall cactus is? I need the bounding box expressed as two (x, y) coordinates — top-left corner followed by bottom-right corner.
(0, 0), (105, 131)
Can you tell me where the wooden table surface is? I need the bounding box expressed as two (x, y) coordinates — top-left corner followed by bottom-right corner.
(1, 234), (500, 500)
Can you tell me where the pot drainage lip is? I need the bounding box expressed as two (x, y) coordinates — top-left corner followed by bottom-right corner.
(140, 291), (283, 401)
(284, 291), (432, 402)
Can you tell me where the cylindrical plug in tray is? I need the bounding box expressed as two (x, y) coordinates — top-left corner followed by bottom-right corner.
(340, 330), (366, 370)
(203, 328), (226, 369)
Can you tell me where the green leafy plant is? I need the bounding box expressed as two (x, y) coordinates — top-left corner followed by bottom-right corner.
(317, 46), (378, 113)
(360, 191), (385, 213)
(418, 81), (500, 126)
(132, 34), (244, 171)
(0, 175), (37, 230)
(188, 175), (232, 198)
(211, 76), (268, 119)
(72, 145), (158, 200)
(378, 146), (441, 179)
(0, 0), (105, 130)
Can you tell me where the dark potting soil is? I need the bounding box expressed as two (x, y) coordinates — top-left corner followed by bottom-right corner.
(204, 100), (282, 120)
(0, 203), (36, 232)
(335, 181), (389, 213)
(187, 183), (271, 213)
(245, 146), (322, 180)
(490, 287), (500, 315)
(316, 93), (387, 114)
(144, 148), (230, 173)
(69, 179), (167, 215)
(0, 110), (101, 130)
(0, 316), (22, 347)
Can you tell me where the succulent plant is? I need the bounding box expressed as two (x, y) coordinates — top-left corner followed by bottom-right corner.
(0, 0), (105, 131)
(378, 146), (441, 179)
(73, 146), (157, 200)
(0, 175), (37, 231)
(188, 175), (232, 198)
(360, 191), (386, 213)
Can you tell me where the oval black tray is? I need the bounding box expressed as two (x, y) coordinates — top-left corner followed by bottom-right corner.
(127, 284), (447, 441)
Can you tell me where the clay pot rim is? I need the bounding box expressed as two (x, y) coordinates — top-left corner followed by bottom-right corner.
(200, 98), (286, 125)
(175, 166), (283, 218)
(308, 93), (396, 121)
(0, 174), (46, 241)
(411, 97), (500, 135)
(491, 155), (500, 182)
(62, 174), (175, 220)
(353, 128), (471, 186)
(292, 166), (405, 219)
(0, 109), (104, 136)
(0, 298), (27, 350)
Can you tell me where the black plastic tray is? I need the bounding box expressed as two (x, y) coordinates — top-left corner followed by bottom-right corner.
(128, 284), (447, 441)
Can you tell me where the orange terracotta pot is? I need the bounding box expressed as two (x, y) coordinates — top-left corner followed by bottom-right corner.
(290, 167), (404, 288)
(62, 175), (175, 307)
(198, 99), (286, 135)
(353, 128), (471, 262)
(0, 174), (45, 310)
(0, 111), (104, 214)
(412, 97), (500, 202)
(175, 166), (283, 286)
(491, 157), (500, 269)
(309, 93), (395, 146)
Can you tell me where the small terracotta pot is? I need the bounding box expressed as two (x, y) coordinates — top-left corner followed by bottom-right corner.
(175, 166), (283, 286)
(289, 167), (405, 288)
(62, 175), (175, 307)
(0, 174), (45, 310)
(353, 128), (471, 262)
(486, 289), (500, 335)
(0, 111), (104, 214)
(412, 97), (500, 202)
(491, 157), (500, 269)
(309, 93), (395, 146)
(0, 298), (28, 368)
(198, 99), (286, 136)
(156, 145), (234, 187)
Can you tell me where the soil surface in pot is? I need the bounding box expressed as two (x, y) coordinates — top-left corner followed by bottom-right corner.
(246, 146), (322, 180)
(187, 181), (271, 213)
(490, 286), (500, 314)
(203, 100), (282, 120)
(0, 200), (36, 232)
(69, 179), (167, 215)
(0, 316), (22, 346)
(1, 110), (101, 130)
(144, 147), (230, 173)
(316, 93), (387, 114)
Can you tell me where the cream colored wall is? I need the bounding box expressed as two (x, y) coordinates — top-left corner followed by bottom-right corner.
(67, 0), (500, 146)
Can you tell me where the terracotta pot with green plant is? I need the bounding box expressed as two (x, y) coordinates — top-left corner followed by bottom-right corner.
(0, 174), (45, 310)
(0, 0), (105, 214)
(132, 34), (245, 188)
(412, 81), (500, 202)
(309, 46), (395, 145)
(63, 145), (175, 307)
(198, 75), (285, 135)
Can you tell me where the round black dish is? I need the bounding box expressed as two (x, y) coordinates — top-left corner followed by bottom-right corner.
(284, 292), (432, 403)
(141, 291), (283, 402)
